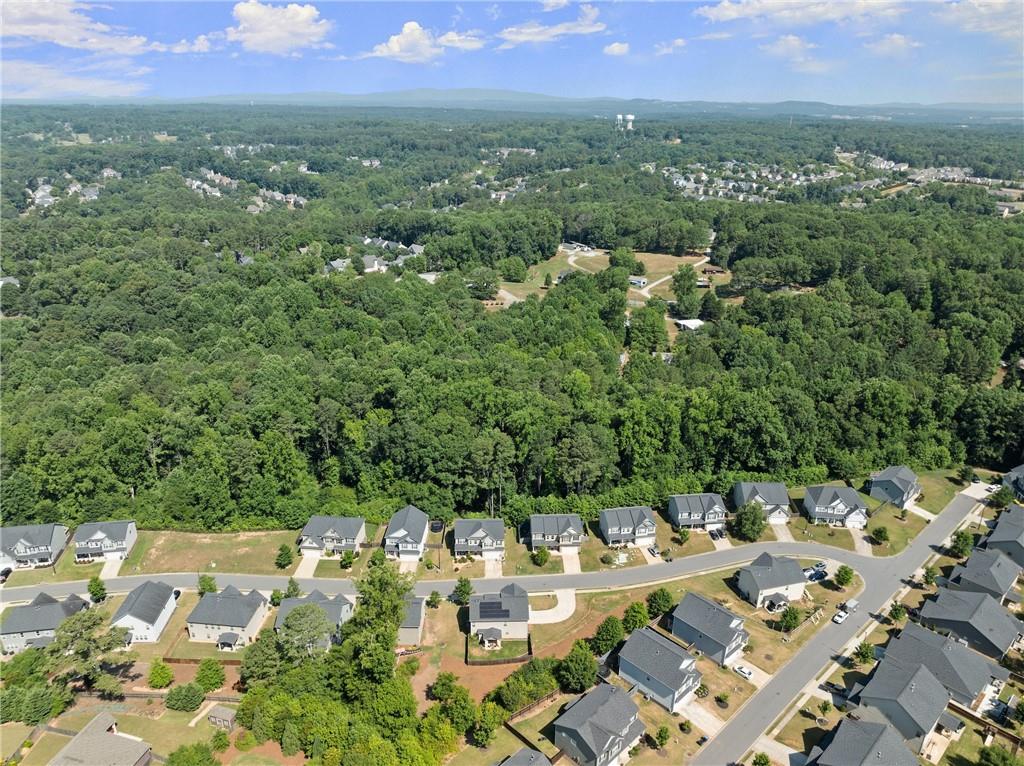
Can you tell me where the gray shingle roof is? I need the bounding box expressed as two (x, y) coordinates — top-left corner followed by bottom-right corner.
(0, 523), (67, 557)
(501, 748), (553, 766)
(1, 592), (89, 635)
(950, 548), (1021, 598)
(920, 588), (1024, 655)
(555, 684), (644, 764)
(859, 656), (950, 736)
(734, 482), (790, 507)
(469, 583), (529, 624)
(805, 485), (867, 511)
(112, 581), (174, 627)
(672, 593), (747, 649)
(300, 515), (364, 544)
(667, 493), (726, 521)
(51, 712), (151, 766)
(884, 622), (1008, 704)
(208, 705), (237, 724)
(529, 514), (584, 536)
(599, 506), (655, 531)
(810, 718), (918, 766)
(401, 597), (425, 629)
(619, 627), (699, 694)
(274, 590), (352, 630)
(453, 518), (505, 542)
(872, 465), (919, 494)
(1004, 466), (1024, 498)
(741, 553), (805, 590)
(187, 585), (266, 628)
(987, 504), (1024, 548)
(385, 505), (428, 545)
(72, 520), (134, 544)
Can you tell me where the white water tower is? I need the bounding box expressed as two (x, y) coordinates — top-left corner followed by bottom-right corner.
(615, 114), (623, 129)
(625, 114), (635, 130)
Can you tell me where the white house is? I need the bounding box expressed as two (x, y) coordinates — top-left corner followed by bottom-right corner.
(804, 486), (869, 529)
(112, 581), (177, 644)
(185, 586), (268, 651)
(73, 520), (138, 562)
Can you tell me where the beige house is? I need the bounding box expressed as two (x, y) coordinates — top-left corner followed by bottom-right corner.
(185, 586), (268, 651)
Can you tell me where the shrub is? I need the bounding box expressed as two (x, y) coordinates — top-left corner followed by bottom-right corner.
(197, 575), (217, 595)
(427, 590), (442, 608)
(622, 601), (650, 633)
(646, 587), (674, 618)
(87, 576), (106, 604)
(165, 683), (204, 712)
(531, 548), (550, 567)
(680, 719), (692, 734)
(339, 551), (355, 570)
(600, 553), (615, 566)
(275, 545), (293, 569)
(269, 589), (283, 607)
(235, 731), (256, 752)
(148, 660), (174, 689)
(715, 693), (730, 707)
(195, 658), (225, 692)
(590, 617), (625, 655)
(210, 730), (229, 753)
(695, 684), (709, 698)
(655, 725), (670, 749)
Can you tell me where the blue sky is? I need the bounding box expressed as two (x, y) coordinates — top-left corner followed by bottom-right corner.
(3, 1), (1022, 104)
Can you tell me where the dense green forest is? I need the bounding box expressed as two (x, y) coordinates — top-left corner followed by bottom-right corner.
(1, 106), (1022, 531)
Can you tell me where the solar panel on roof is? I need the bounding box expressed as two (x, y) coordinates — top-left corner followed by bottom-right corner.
(478, 603), (510, 619)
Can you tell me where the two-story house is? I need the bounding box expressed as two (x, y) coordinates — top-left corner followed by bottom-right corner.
(52, 713), (152, 766)
(383, 505), (429, 561)
(736, 553), (806, 609)
(948, 548), (1022, 605)
(1, 592), (90, 654)
(670, 592), (749, 666)
(0, 523), (69, 569)
(807, 719), (918, 766)
(667, 493), (727, 531)
(618, 627), (701, 713)
(803, 486), (869, 529)
(553, 684), (646, 766)
(469, 583), (529, 647)
(111, 581), (177, 644)
(918, 588), (1024, 660)
(868, 466), (921, 509)
(598, 506), (656, 548)
(297, 515), (366, 556)
(72, 520), (138, 562)
(453, 518), (506, 560)
(985, 503), (1024, 567)
(528, 514), (585, 551)
(185, 586), (268, 651)
(1003, 464), (1024, 503)
(274, 590), (354, 650)
(732, 482), (791, 524)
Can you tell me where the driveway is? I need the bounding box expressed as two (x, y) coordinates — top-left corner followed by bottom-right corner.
(639, 546), (663, 565)
(710, 534), (733, 551)
(773, 524), (795, 543)
(727, 660), (771, 689)
(484, 558), (502, 578)
(678, 699), (725, 736)
(559, 548), (582, 574)
(529, 589), (576, 624)
(398, 559), (418, 574)
(100, 557), (124, 579)
(294, 552), (320, 578)
(905, 501), (937, 522)
(754, 736), (806, 766)
(851, 530), (874, 556)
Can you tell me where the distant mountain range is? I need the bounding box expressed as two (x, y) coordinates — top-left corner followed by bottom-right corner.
(7, 88), (1021, 123)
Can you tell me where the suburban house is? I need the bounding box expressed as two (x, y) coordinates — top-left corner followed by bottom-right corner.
(618, 627), (702, 712)
(670, 592), (749, 666)
(51, 712), (152, 766)
(207, 705), (237, 732)
(185, 586), (269, 651)
(948, 548), (1022, 604)
(598, 506), (657, 547)
(0, 523), (69, 569)
(736, 553), (806, 609)
(397, 597), (425, 646)
(500, 749), (553, 766)
(111, 581), (177, 644)
(918, 588), (1024, 659)
(732, 482), (791, 524)
(0, 592), (89, 654)
(274, 590), (354, 648)
(383, 505), (429, 560)
(883, 622), (1009, 709)
(468, 583), (529, 647)
(72, 520), (138, 561)
(528, 514), (585, 550)
(803, 486), (869, 529)
(453, 518), (506, 559)
(667, 493), (727, 530)
(552, 684), (646, 766)
(850, 655), (955, 754)
(1003, 464), (1024, 502)
(297, 515), (366, 556)
(985, 503), (1024, 567)
(806, 718), (918, 766)
(868, 466), (921, 509)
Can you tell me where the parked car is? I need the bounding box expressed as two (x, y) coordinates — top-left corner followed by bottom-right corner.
(648, 546), (660, 558)
(809, 571), (827, 583)
(832, 609), (850, 624)
(0, 568), (11, 584)
(821, 681), (848, 697)
(696, 736), (709, 746)
(988, 484), (999, 493)
(814, 561), (827, 570)
(734, 665), (754, 680)
(803, 567), (816, 579)
(429, 520), (444, 533)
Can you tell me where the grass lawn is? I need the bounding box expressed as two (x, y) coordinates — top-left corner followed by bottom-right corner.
(418, 528), (485, 580)
(467, 639), (530, 661)
(446, 727), (523, 766)
(867, 502), (927, 555)
(507, 694), (568, 758)
(631, 692), (707, 766)
(503, 531), (563, 577)
(121, 530), (300, 576)
(578, 526), (644, 572)
(56, 708), (216, 757)
(230, 756), (288, 766)
(728, 524), (777, 545)
(917, 469), (964, 515)
(692, 656), (757, 720)
(940, 717), (987, 766)
(790, 518), (856, 551)
(655, 522), (716, 558)
(18, 733), (70, 766)
(0, 722), (34, 758)
(531, 590), (635, 652)
(313, 550), (370, 579)
(775, 705), (844, 752)
(498, 249), (587, 301)
(4, 552), (102, 587)
(529, 594), (558, 610)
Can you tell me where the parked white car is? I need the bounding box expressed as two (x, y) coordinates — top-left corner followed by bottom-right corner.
(832, 609), (850, 624)
(734, 665), (754, 680)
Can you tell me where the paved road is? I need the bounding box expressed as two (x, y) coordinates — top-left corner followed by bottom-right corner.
(693, 491), (980, 766)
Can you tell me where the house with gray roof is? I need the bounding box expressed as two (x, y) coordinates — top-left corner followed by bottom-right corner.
(869, 466), (921, 509)
(598, 506), (656, 547)
(618, 627), (701, 712)
(850, 655), (953, 754)
(51, 712), (152, 766)
(453, 518), (506, 559)
(736, 553), (805, 609)
(528, 514), (585, 550)
(469, 583), (529, 645)
(1, 592), (90, 654)
(1004, 464), (1024, 502)
(111, 581), (177, 644)
(807, 718), (918, 766)
(298, 515), (366, 556)
(918, 587), (1024, 659)
(73, 520), (137, 561)
(803, 486), (869, 529)
(670, 592), (748, 666)
(986, 503), (1024, 567)
(383, 505), (429, 560)
(185, 585), (268, 651)
(949, 548), (1021, 605)
(0, 523), (69, 569)
(274, 590), (353, 648)
(553, 684), (646, 766)
(883, 622), (1008, 709)
(398, 597), (425, 646)
(498, 749), (552, 766)
(732, 482), (791, 524)
(667, 493), (727, 530)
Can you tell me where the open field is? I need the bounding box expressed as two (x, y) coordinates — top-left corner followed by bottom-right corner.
(4, 551), (102, 587)
(121, 530), (300, 576)
(629, 251), (705, 301)
(497, 249), (584, 301)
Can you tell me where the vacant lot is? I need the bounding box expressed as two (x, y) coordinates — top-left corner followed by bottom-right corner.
(917, 469), (963, 514)
(4, 550), (101, 587)
(121, 530), (299, 576)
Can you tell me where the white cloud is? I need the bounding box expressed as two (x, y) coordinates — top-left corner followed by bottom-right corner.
(760, 34), (831, 73)
(363, 21), (483, 63)
(226, 0), (332, 55)
(696, 0), (904, 26)
(696, 32), (733, 40)
(863, 33), (921, 57)
(2, 59), (148, 99)
(655, 38), (687, 56)
(936, 0), (1023, 43)
(542, 0), (570, 10)
(603, 41), (630, 56)
(497, 4), (605, 48)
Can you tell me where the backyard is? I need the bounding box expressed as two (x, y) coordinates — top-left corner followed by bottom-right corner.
(121, 530), (300, 576)
(55, 704), (217, 758)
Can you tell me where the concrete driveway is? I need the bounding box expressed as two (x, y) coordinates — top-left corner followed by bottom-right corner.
(678, 699), (725, 736)
(100, 557), (124, 579)
(710, 534), (733, 551)
(558, 549), (582, 574)
(294, 552), (320, 578)
(851, 531), (874, 556)
(529, 589), (576, 624)
(639, 546), (663, 565)
(727, 660), (771, 689)
(773, 524), (795, 543)
(484, 558), (502, 578)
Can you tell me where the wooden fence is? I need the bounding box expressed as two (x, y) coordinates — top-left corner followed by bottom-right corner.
(162, 656), (242, 667)
(506, 689), (561, 723)
(465, 634), (534, 666)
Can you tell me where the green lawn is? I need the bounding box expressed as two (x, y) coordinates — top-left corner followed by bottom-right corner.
(4, 551), (102, 587)
(121, 530), (300, 576)
(230, 756), (287, 766)
(656, 522), (716, 558)
(940, 717), (986, 766)
(507, 695), (568, 758)
(578, 526), (644, 572)
(446, 727), (523, 766)
(18, 733), (70, 766)
(467, 639), (530, 661)
(867, 502), (927, 555)
(917, 469), (963, 515)
(56, 708), (216, 757)
(775, 705), (844, 753)
(418, 528), (486, 580)
(790, 518), (856, 551)
(503, 531), (563, 577)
